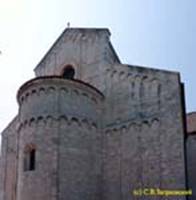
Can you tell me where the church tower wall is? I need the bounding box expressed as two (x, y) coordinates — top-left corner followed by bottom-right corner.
(16, 76), (104, 200)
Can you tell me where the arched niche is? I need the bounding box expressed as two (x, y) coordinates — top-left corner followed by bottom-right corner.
(62, 65), (75, 79)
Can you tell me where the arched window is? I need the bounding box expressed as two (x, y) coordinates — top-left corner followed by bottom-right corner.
(62, 65), (75, 79)
(24, 145), (36, 171)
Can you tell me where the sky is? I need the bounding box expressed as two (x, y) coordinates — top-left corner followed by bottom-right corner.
(0, 0), (196, 133)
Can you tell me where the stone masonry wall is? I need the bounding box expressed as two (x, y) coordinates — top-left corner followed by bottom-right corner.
(0, 117), (18, 200)
(102, 65), (186, 200)
(186, 112), (196, 200)
(16, 77), (103, 200)
(186, 135), (196, 200)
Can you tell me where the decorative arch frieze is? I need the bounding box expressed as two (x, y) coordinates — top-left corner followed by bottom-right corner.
(19, 115), (98, 131)
(105, 67), (162, 103)
(104, 118), (160, 134)
(19, 84), (100, 109)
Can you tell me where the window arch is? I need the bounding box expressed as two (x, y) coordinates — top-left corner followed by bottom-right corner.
(24, 144), (36, 171)
(62, 65), (75, 79)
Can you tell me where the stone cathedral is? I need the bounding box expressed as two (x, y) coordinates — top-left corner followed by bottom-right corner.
(0, 27), (191, 200)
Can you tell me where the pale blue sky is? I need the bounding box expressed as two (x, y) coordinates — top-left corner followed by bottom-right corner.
(0, 0), (196, 132)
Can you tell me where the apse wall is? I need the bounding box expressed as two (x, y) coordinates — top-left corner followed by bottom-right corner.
(16, 76), (104, 200)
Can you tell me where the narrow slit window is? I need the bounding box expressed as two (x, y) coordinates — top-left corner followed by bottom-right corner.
(29, 149), (35, 170)
(24, 147), (36, 171)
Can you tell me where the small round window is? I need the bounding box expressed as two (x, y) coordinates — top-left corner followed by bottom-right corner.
(62, 65), (75, 79)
